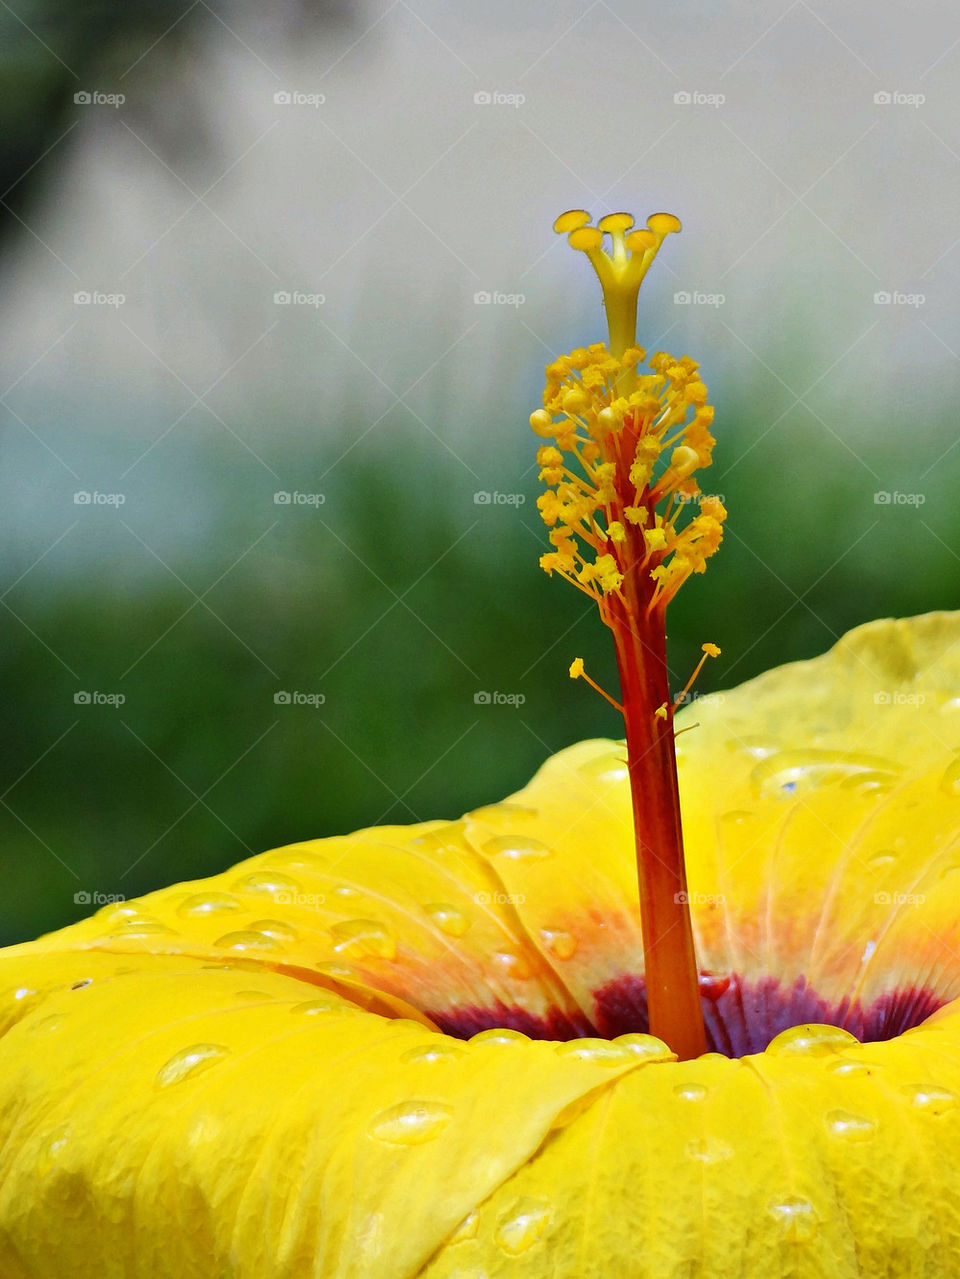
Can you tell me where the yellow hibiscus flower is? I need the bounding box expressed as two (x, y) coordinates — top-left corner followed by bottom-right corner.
(1, 213), (959, 1279)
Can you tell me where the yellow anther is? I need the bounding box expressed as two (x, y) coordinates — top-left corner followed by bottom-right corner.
(624, 229), (657, 252)
(647, 212), (682, 236)
(553, 209), (591, 233)
(568, 227), (604, 252)
(530, 409), (554, 436)
(569, 657), (585, 679)
(702, 642), (721, 658)
(568, 657), (624, 714)
(655, 703), (668, 720)
(598, 212), (636, 233)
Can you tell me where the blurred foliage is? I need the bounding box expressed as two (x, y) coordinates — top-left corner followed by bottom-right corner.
(3, 390), (959, 946)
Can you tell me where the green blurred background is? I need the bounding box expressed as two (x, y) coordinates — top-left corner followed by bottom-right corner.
(1, 0), (957, 944)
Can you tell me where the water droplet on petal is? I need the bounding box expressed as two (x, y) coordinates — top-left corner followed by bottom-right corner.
(903, 1085), (958, 1115)
(767, 1196), (819, 1241)
(720, 809), (753, 825)
(330, 919), (396, 961)
(332, 884), (363, 900)
(470, 1028), (528, 1046)
(401, 1042), (466, 1064)
(291, 998), (343, 1015)
(612, 1033), (675, 1062)
(766, 1024), (859, 1057)
(178, 892), (242, 917)
(448, 1210), (480, 1244)
(686, 1137), (733, 1163)
(674, 1082), (708, 1101)
(156, 1043), (230, 1088)
(37, 1124), (70, 1175)
(246, 918), (298, 942)
(109, 916), (175, 938)
(70, 978), (92, 990)
(231, 871), (302, 902)
(555, 1039), (637, 1066)
(540, 928), (578, 960)
(494, 1198), (552, 1256)
(30, 1014), (65, 1034)
(752, 750), (898, 801)
(234, 989), (273, 1002)
(825, 1109), (877, 1140)
(827, 1059), (882, 1077)
(868, 851), (897, 869)
(424, 904), (470, 937)
(369, 1100), (453, 1145)
(470, 802), (538, 824)
(482, 834), (552, 861)
(941, 757), (960, 796)
(491, 951), (531, 981)
(214, 930), (282, 953)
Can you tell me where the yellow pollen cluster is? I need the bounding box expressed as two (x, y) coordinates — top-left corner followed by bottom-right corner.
(532, 341), (725, 612)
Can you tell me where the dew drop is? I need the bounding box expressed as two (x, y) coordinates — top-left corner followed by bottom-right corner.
(940, 757), (960, 796)
(30, 1014), (64, 1034)
(494, 1198), (552, 1256)
(612, 1033), (674, 1062)
(470, 802), (538, 824)
(470, 1028), (528, 1046)
(177, 892), (242, 917)
(369, 1100), (453, 1145)
(674, 1082), (708, 1101)
(234, 989), (273, 1002)
(752, 749), (898, 801)
(246, 918), (298, 943)
(825, 1109), (877, 1140)
(540, 928), (578, 960)
(37, 1124), (70, 1176)
(767, 1196), (819, 1241)
(330, 919), (396, 961)
(401, 1043), (466, 1064)
(70, 978), (92, 990)
(231, 871), (302, 901)
(686, 1137), (733, 1163)
(213, 930), (282, 954)
(720, 809), (753, 825)
(156, 1043), (230, 1088)
(491, 951), (531, 981)
(555, 1039), (637, 1066)
(868, 852), (897, 869)
(424, 904), (470, 937)
(291, 998), (343, 1015)
(903, 1085), (959, 1115)
(109, 916), (175, 938)
(482, 834), (552, 861)
(332, 884), (363, 900)
(448, 1210), (480, 1244)
(766, 1024), (860, 1057)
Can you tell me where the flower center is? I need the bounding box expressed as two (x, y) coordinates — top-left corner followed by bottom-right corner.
(532, 211), (727, 1061)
